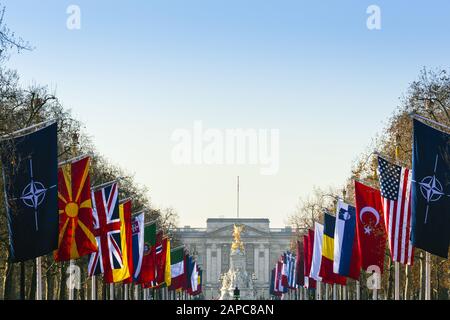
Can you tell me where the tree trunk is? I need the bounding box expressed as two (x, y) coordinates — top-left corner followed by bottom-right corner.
(28, 260), (36, 300)
(46, 258), (54, 300)
(2, 256), (15, 300)
(78, 267), (85, 300)
(387, 258), (394, 300)
(102, 278), (107, 300)
(59, 262), (67, 300)
(20, 261), (25, 300)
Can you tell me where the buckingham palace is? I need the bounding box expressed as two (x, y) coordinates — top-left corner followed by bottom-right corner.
(173, 218), (294, 300)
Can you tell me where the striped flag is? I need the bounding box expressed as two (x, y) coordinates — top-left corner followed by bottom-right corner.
(287, 253), (296, 289)
(275, 259), (285, 295)
(309, 222), (324, 281)
(333, 200), (361, 280)
(295, 241), (304, 287)
(169, 246), (186, 290)
(378, 156), (414, 265)
(303, 230), (316, 289)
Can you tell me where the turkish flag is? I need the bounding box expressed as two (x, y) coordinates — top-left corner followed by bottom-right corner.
(354, 181), (387, 273)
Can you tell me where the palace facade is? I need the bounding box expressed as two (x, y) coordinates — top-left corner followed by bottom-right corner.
(173, 218), (294, 299)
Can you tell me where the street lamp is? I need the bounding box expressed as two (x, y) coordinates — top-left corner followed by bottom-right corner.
(233, 287), (240, 300)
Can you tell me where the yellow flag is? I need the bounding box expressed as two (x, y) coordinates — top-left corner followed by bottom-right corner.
(112, 202), (131, 282)
(164, 238), (171, 286)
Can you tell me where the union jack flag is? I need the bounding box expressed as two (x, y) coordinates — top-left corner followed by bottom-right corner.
(88, 182), (124, 283)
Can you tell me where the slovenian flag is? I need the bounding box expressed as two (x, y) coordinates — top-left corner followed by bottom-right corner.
(334, 200), (361, 279)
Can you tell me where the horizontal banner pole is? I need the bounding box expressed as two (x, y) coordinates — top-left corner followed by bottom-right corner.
(132, 209), (149, 217)
(373, 150), (410, 168)
(170, 245), (185, 252)
(119, 197), (132, 204)
(410, 113), (450, 131)
(91, 177), (126, 191)
(0, 119), (57, 140)
(58, 154), (92, 167)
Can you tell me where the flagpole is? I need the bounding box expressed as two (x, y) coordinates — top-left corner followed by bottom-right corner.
(237, 176), (239, 218)
(36, 257), (42, 300)
(91, 276), (96, 300)
(124, 283), (128, 300)
(356, 280), (360, 300)
(394, 137), (400, 301)
(110, 283), (114, 300)
(134, 285), (138, 300)
(69, 259), (74, 300)
(316, 280), (321, 300)
(373, 271), (379, 300)
(425, 252), (431, 300)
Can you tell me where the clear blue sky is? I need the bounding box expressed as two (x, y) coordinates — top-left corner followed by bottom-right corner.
(4, 0), (450, 227)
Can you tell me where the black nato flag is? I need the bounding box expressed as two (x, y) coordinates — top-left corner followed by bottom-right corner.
(411, 119), (450, 258)
(1, 122), (58, 262)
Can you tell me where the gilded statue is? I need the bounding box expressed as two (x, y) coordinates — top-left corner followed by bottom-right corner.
(231, 224), (245, 252)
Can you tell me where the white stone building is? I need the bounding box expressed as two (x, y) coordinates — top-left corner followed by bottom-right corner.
(173, 218), (294, 300)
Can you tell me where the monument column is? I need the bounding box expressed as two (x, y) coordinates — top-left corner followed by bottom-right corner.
(264, 245), (269, 282)
(254, 246), (259, 280)
(216, 244), (222, 283)
(206, 245), (211, 283)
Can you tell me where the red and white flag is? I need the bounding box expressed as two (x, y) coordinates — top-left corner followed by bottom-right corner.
(274, 260), (284, 294)
(354, 181), (387, 273)
(377, 156), (414, 265)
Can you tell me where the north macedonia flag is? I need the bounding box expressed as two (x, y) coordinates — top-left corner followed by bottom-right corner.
(54, 157), (98, 261)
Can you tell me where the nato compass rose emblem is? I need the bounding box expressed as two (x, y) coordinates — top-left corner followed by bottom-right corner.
(414, 154), (448, 224)
(19, 158), (56, 231)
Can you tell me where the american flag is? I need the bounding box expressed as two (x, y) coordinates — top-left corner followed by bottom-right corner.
(377, 156), (414, 265)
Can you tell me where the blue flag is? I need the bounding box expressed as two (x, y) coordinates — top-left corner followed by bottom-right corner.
(269, 268), (275, 296)
(1, 123), (58, 262)
(411, 119), (450, 258)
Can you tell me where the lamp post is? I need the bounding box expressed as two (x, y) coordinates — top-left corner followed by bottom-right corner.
(233, 287), (240, 300)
